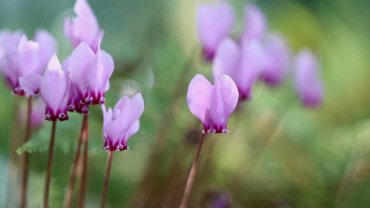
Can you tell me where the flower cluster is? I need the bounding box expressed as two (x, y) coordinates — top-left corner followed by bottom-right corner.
(0, 0), (144, 149)
(188, 2), (324, 134)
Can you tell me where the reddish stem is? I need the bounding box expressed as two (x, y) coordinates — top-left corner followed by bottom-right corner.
(100, 151), (114, 208)
(179, 133), (206, 208)
(20, 97), (32, 208)
(43, 121), (57, 208)
(63, 115), (88, 208)
(78, 114), (89, 208)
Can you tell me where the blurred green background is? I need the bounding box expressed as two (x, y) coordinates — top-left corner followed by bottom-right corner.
(1, 0), (370, 207)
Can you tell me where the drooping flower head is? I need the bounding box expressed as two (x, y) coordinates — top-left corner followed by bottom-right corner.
(40, 55), (69, 121)
(102, 93), (144, 151)
(294, 50), (323, 108)
(213, 38), (266, 101)
(64, 0), (103, 52)
(197, 2), (235, 61)
(259, 34), (291, 87)
(242, 4), (267, 43)
(0, 30), (57, 96)
(187, 74), (239, 133)
(65, 42), (114, 113)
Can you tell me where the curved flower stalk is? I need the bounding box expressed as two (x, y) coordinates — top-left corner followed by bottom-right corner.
(40, 55), (69, 121)
(0, 30), (57, 96)
(242, 4), (267, 43)
(294, 50), (324, 107)
(65, 42), (114, 113)
(64, 0), (104, 52)
(187, 74), (239, 133)
(259, 34), (291, 87)
(213, 38), (266, 101)
(102, 93), (144, 151)
(197, 2), (235, 61)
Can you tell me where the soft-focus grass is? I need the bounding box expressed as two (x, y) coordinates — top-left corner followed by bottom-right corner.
(1, 0), (370, 207)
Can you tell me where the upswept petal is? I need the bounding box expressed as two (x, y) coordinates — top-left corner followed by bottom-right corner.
(187, 74), (213, 124)
(19, 73), (42, 96)
(213, 38), (240, 79)
(41, 55), (68, 112)
(197, 2), (235, 56)
(68, 42), (95, 95)
(16, 36), (39, 76)
(242, 4), (267, 42)
(87, 50), (114, 94)
(294, 50), (323, 107)
(237, 40), (266, 99)
(218, 75), (239, 119)
(65, 0), (102, 50)
(0, 31), (23, 86)
(34, 30), (57, 74)
(260, 34), (290, 86)
(125, 121), (140, 143)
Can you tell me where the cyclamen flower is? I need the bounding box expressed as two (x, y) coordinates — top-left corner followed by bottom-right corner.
(197, 2), (235, 61)
(64, 0), (103, 52)
(187, 74), (239, 133)
(259, 34), (291, 87)
(294, 50), (323, 107)
(0, 30), (57, 96)
(65, 42), (114, 113)
(213, 38), (266, 101)
(102, 93), (144, 151)
(40, 55), (69, 121)
(242, 4), (267, 43)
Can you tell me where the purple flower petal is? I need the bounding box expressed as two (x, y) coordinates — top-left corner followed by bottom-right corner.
(260, 34), (290, 87)
(213, 38), (240, 79)
(40, 55), (69, 120)
(19, 73), (42, 96)
(64, 0), (103, 51)
(242, 4), (267, 42)
(237, 39), (266, 100)
(187, 74), (213, 125)
(16, 36), (39, 76)
(67, 42), (95, 97)
(197, 2), (235, 60)
(34, 30), (57, 74)
(294, 50), (323, 108)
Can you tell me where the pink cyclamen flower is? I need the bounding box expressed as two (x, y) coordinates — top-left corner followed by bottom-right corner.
(64, 0), (103, 52)
(102, 93), (144, 151)
(0, 30), (57, 96)
(40, 55), (69, 121)
(242, 4), (267, 43)
(213, 37), (266, 101)
(294, 50), (323, 108)
(65, 42), (114, 113)
(187, 74), (239, 133)
(259, 34), (290, 87)
(197, 2), (235, 61)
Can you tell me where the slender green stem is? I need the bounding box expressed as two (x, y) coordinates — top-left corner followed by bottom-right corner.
(78, 114), (89, 208)
(20, 97), (32, 208)
(63, 115), (88, 208)
(179, 133), (206, 208)
(43, 121), (57, 208)
(100, 152), (114, 208)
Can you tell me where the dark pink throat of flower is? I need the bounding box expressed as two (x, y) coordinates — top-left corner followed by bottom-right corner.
(67, 92), (106, 114)
(202, 47), (215, 62)
(45, 107), (69, 121)
(104, 138), (129, 152)
(203, 123), (229, 134)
